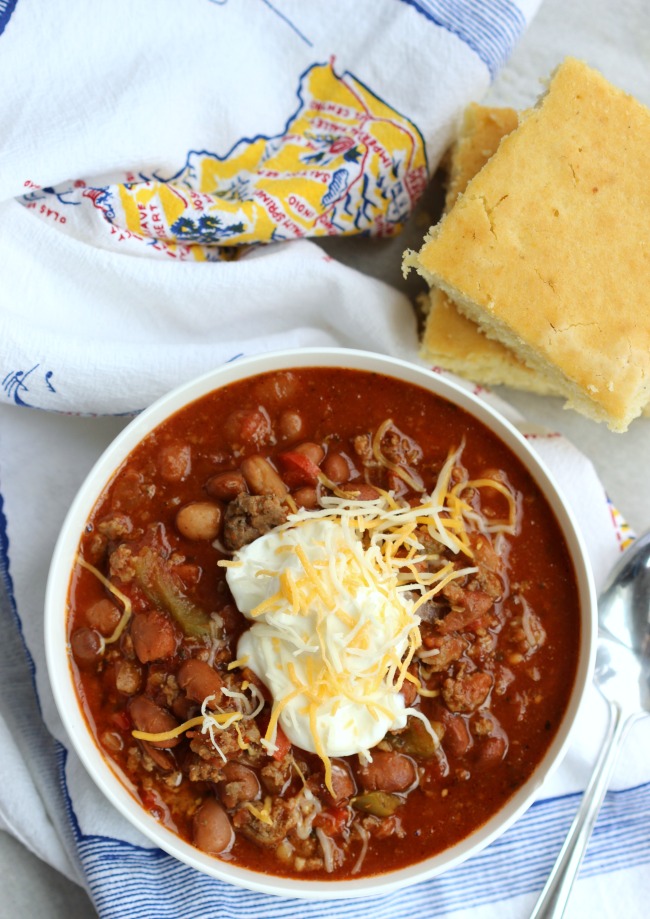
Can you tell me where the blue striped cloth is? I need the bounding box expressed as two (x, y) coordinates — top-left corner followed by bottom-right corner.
(71, 778), (650, 919)
(401, 0), (527, 78)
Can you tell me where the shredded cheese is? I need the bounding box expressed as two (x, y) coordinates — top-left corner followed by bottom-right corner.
(227, 655), (250, 670)
(91, 433), (517, 802)
(244, 796), (274, 826)
(371, 418), (423, 493)
(450, 477), (519, 534)
(130, 680), (263, 757)
(224, 442), (517, 794)
(132, 710), (241, 744)
(76, 556), (132, 644)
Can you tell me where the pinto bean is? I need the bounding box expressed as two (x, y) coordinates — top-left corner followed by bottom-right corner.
(141, 741), (176, 772)
(193, 797), (234, 855)
(131, 610), (177, 663)
(86, 598), (122, 636)
(158, 442), (191, 482)
(443, 714), (473, 757)
(240, 455), (287, 498)
(293, 486), (318, 509)
(100, 730), (124, 753)
(223, 409), (272, 448)
(358, 751), (416, 793)
(308, 759), (356, 803)
(342, 483), (381, 501)
(171, 693), (196, 722)
(129, 695), (181, 748)
(218, 762), (261, 809)
(70, 627), (104, 667)
(177, 658), (224, 705)
(278, 410), (304, 441)
(321, 452), (350, 484)
(293, 442), (325, 465)
(205, 470), (246, 501)
(115, 659), (143, 696)
(475, 734), (507, 767)
(252, 371), (300, 407)
(175, 501), (222, 541)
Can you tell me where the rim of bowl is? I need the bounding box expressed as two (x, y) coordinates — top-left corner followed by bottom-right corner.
(45, 347), (597, 900)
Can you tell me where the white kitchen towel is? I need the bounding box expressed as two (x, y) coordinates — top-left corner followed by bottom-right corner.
(2, 0), (649, 917)
(0, 0), (539, 416)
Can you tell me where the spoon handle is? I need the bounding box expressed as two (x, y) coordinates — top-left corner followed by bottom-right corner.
(529, 702), (634, 919)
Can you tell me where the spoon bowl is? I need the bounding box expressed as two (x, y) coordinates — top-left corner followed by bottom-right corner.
(598, 530), (650, 713)
(531, 530), (650, 918)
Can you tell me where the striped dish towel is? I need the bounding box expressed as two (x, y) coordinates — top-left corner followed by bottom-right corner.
(0, 0), (539, 416)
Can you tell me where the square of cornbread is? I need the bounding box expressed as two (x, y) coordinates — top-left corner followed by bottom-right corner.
(421, 103), (561, 394)
(409, 58), (650, 432)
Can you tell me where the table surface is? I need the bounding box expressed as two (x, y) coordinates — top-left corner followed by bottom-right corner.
(3, 1), (649, 916)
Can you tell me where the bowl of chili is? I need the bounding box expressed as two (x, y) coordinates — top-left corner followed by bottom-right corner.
(45, 348), (596, 898)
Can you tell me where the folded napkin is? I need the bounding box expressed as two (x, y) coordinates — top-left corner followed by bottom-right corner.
(2, 1), (649, 917)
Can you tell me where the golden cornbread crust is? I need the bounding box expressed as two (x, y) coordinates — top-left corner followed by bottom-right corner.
(420, 103), (557, 391)
(444, 103), (519, 211)
(411, 58), (650, 432)
(424, 288), (563, 394)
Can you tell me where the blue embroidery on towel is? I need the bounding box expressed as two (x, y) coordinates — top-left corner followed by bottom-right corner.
(258, 0), (313, 47)
(2, 364), (56, 408)
(396, 0), (526, 79)
(0, 0), (19, 38)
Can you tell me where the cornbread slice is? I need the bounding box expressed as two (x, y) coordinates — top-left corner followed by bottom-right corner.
(423, 290), (563, 394)
(422, 103), (649, 414)
(408, 58), (650, 432)
(422, 104), (561, 394)
(442, 103), (520, 212)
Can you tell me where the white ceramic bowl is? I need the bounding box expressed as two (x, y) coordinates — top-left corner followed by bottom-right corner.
(45, 348), (597, 899)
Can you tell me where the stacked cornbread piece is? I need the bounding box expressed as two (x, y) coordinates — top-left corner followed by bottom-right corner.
(405, 58), (650, 431)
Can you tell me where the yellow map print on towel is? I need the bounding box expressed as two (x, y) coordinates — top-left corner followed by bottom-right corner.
(85, 60), (427, 259)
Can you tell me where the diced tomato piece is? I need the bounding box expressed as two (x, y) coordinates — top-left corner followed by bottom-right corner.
(173, 563), (202, 587)
(140, 789), (157, 810)
(271, 724), (292, 761)
(313, 806), (349, 836)
(110, 710), (132, 732)
(257, 712), (293, 760)
(276, 451), (321, 488)
(140, 789), (163, 819)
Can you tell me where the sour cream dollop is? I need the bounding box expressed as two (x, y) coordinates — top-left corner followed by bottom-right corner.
(226, 516), (421, 759)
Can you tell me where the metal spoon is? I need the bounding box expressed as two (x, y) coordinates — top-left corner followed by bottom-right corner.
(530, 530), (650, 918)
